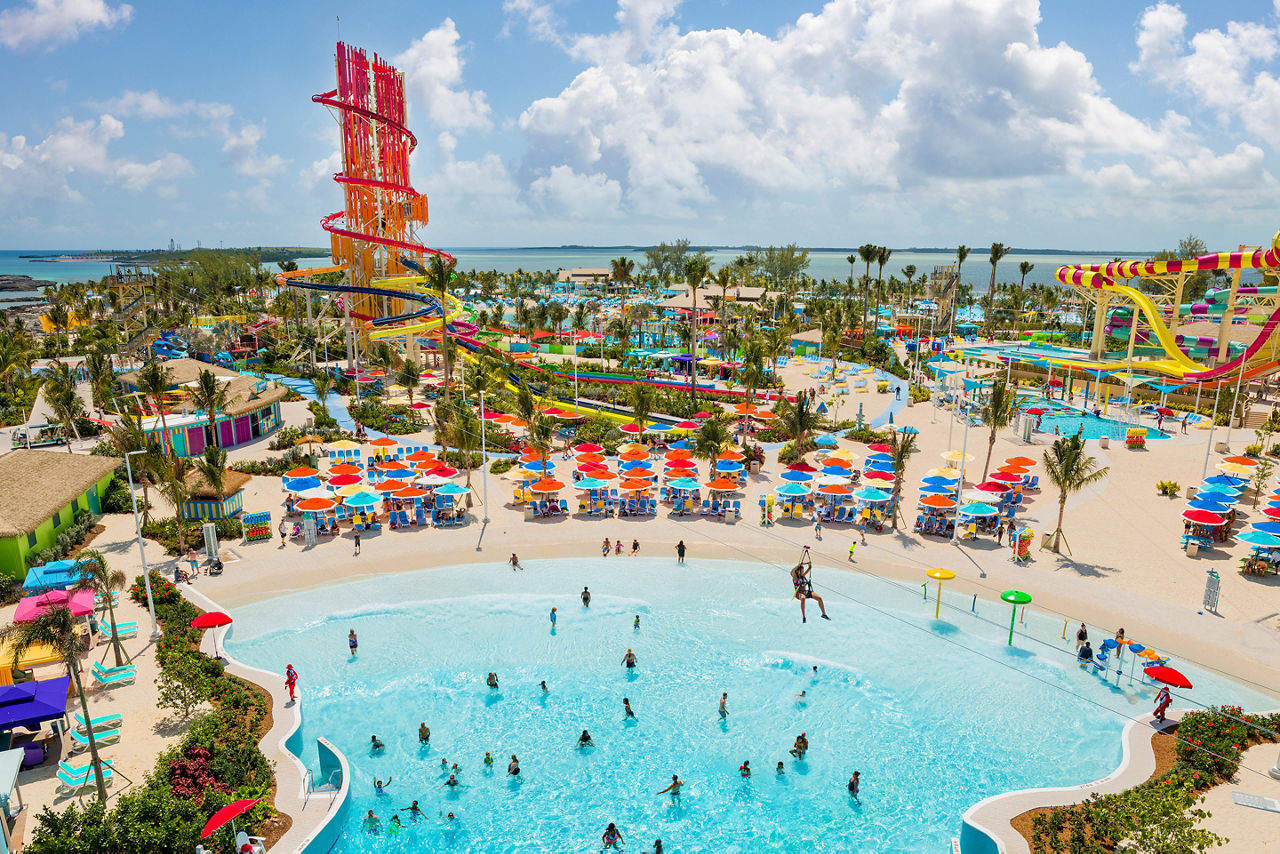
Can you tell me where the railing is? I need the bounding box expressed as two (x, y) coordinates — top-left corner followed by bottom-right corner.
(123, 324), (158, 354)
(112, 293), (145, 323)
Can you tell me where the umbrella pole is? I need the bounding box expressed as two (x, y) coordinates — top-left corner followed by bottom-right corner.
(1007, 604), (1016, 646)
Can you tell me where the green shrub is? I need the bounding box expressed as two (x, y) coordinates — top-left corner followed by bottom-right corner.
(1156, 480), (1181, 497)
(141, 517), (241, 555)
(909, 385), (931, 403)
(489, 457), (517, 475)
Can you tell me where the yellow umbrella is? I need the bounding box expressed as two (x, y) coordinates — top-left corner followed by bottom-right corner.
(502, 466), (537, 481)
(329, 439), (361, 451)
(827, 448), (859, 461)
(941, 450), (974, 463)
(1216, 462), (1253, 476)
(617, 442), (647, 454)
(0, 639), (61, 668)
(334, 483), (370, 497)
(926, 466), (963, 479)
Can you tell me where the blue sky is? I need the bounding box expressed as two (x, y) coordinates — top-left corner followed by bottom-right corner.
(2, 0), (1279, 251)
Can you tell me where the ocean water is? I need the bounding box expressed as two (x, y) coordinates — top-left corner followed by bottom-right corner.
(226, 557), (1271, 853)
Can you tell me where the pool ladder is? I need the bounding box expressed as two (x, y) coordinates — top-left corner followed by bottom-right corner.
(303, 768), (342, 807)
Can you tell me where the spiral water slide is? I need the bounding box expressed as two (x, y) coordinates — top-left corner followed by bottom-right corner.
(1056, 232), (1280, 383)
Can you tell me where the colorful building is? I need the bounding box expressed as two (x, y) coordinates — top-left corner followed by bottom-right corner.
(117, 359), (290, 456)
(180, 469), (251, 521)
(0, 450), (119, 579)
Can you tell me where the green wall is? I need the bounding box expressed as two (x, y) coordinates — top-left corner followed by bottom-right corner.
(0, 472), (113, 580)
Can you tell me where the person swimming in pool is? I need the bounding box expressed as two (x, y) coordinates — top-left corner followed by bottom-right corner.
(624, 698), (635, 718)
(484, 751), (494, 767)
(363, 810), (380, 833)
(776, 761), (785, 775)
(602, 823), (624, 849)
(622, 648), (637, 668)
(578, 729), (594, 748)
(418, 722), (430, 744)
(348, 629), (358, 656)
(719, 692), (729, 719)
(739, 760), (751, 778)
(581, 586), (591, 607)
(656, 774), (683, 799)
(848, 770), (861, 800)
(401, 800), (424, 819)
(540, 680), (548, 693)
(373, 776), (392, 793)
(443, 773), (461, 788)
(508, 754), (520, 775)
(789, 733), (809, 759)
(370, 735), (384, 752)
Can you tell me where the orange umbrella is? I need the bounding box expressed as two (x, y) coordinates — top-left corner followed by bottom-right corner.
(717, 450), (745, 462)
(374, 479), (411, 493)
(753, 411), (778, 421)
(621, 467), (655, 478)
(822, 457), (852, 469)
(919, 495), (956, 508)
(328, 463), (361, 475)
(704, 478), (740, 491)
(393, 486), (431, 499)
(733, 403), (760, 415)
(369, 436), (399, 447)
(1004, 456), (1036, 467)
(817, 484), (852, 496)
(519, 452), (542, 463)
(1222, 455), (1258, 467)
(284, 466), (319, 479)
(576, 453), (606, 464)
(405, 450), (436, 462)
(584, 468), (617, 480)
(619, 478), (654, 491)
(664, 449), (693, 461)
(377, 460), (409, 471)
(997, 465), (1029, 475)
(506, 418), (528, 428)
(296, 497), (336, 512)
(529, 479), (567, 493)
(620, 449), (649, 461)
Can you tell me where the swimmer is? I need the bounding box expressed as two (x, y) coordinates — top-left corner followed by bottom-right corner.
(373, 777), (392, 793)
(789, 732), (809, 760)
(622, 648), (637, 668)
(634, 614), (641, 630)
(443, 811), (456, 821)
(848, 770), (860, 800)
(602, 822), (624, 849)
(624, 697), (635, 718)
(656, 774), (683, 798)
(389, 814), (402, 832)
(510, 553), (522, 571)
(540, 680), (548, 693)
(418, 722), (430, 744)
(439, 758), (449, 774)
(451, 762), (462, 774)
(739, 760), (751, 778)
(790, 558), (830, 623)
(602, 538), (611, 557)
(578, 729), (594, 747)
(363, 810), (380, 833)
(443, 773), (461, 788)
(549, 606), (557, 626)
(484, 751), (494, 767)
(776, 761), (785, 775)
(581, 586), (591, 607)
(486, 672), (499, 690)
(654, 841), (664, 854)
(719, 692), (729, 719)
(508, 754), (520, 776)
(370, 735), (384, 752)
(796, 690), (807, 704)
(401, 800), (424, 819)
(348, 629), (358, 656)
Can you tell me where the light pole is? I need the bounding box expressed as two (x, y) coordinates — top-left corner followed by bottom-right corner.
(124, 450), (162, 640)
(950, 395), (971, 545)
(479, 389), (490, 529)
(1222, 366), (1246, 449)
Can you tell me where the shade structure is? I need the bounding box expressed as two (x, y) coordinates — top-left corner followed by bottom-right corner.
(942, 450), (974, 463)
(919, 495), (957, 509)
(664, 459), (696, 470)
(715, 460), (745, 473)
(1024, 407), (1047, 415)
(419, 473), (454, 487)
(926, 467), (963, 480)
(1218, 462), (1254, 475)
(1251, 520), (1280, 535)
(541, 407), (573, 418)
(775, 482), (812, 496)
(827, 448), (859, 460)
(921, 475), (959, 486)
(573, 443), (605, 454)
(987, 471), (1022, 483)
(404, 450), (436, 462)
(1186, 500), (1231, 515)
(814, 434), (838, 447)
(373, 479), (411, 493)
(864, 460), (894, 472)
(22, 558), (90, 594)
(819, 484), (854, 497)
(376, 460), (409, 471)
(693, 411), (713, 419)
(717, 450), (746, 462)
(576, 461), (608, 472)
(1144, 666), (1192, 689)
(1004, 456), (1037, 467)
(672, 420), (699, 430)
(786, 461), (819, 472)
(996, 465), (1030, 476)
(621, 467), (656, 479)
(667, 477), (702, 491)
(1196, 491), (1239, 504)
(334, 483), (372, 497)
(1205, 483), (1243, 496)
(15, 589), (95, 622)
(576, 453), (606, 465)
(326, 474), (363, 488)
(0, 677), (70, 731)
(435, 483), (470, 496)
(668, 439), (694, 450)
(866, 443), (893, 454)
(820, 467), (852, 478)
(1184, 509), (1227, 525)
(619, 423), (644, 434)
(191, 611), (232, 630)
(692, 478), (732, 492)
(329, 439), (360, 451)
(368, 436), (399, 447)
(976, 481), (1010, 493)
(618, 442), (648, 454)
(961, 489), (992, 502)
(619, 478), (654, 491)
(899, 425), (920, 436)
(862, 470), (895, 482)
(1238, 530), (1280, 547)
(284, 476), (323, 492)
(328, 463), (361, 475)
(1221, 455), (1257, 467)
(619, 459), (651, 470)
(409, 402), (430, 410)
(296, 497), (336, 512)
(1155, 406), (1175, 416)
(392, 486), (430, 500)
(620, 449), (649, 462)
(919, 485), (954, 496)
(201, 799), (262, 840)
(521, 460), (555, 472)
(664, 449), (693, 461)
(582, 468), (617, 481)
(529, 479), (567, 493)
(781, 470), (814, 482)
(283, 466), (319, 479)
(852, 486), (891, 501)
(576, 478), (609, 490)
(732, 403), (761, 415)
(343, 491), (380, 508)
(958, 502), (999, 517)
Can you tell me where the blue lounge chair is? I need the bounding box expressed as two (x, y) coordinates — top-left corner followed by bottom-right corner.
(73, 712), (122, 734)
(649, 499), (658, 515)
(101, 622), (137, 642)
(559, 499), (569, 515)
(68, 726), (120, 753)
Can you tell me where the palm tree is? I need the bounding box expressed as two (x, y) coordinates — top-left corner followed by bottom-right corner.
(823, 324), (841, 376)
(528, 415), (555, 473)
(736, 341), (769, 414)
(683, 256), (711, 404)
(43, 361), (86, 452)
(195, 445), (227, 501)
(611, 256), (635, 322)
(629, 382), (655, 430)
(431, 399), (455, 467)
(978, 376), (1019, 480)
(83, 349), (115, 415)
(1, 606), (109, 800)
(845, 252), (858, 297)
(714, 266), (733, 357)
(155, 453), (191, 552)
(985, 243), (1011, 336)
(778, 395), (820, 459)
(0, 337), (33, 395)
(605, 316), (634, 362)
(1042, 434), (1109, 553)
(429, 253), (458, 405)
(395, 363), (421, 407)
(311, 370), (333, 414)
(693, 418), (731, 470)
(135, 360), (174, 452)
(190, 368), (230, 449)
(953, 245), (970, 332)
(764, 326), (790, 373)
(71, 549), (128, 667)
(857, 244), (878, 331)
(874, 246), (893, 329)
(1018, 260), (1035, 290)
(887, 428), (917, 529)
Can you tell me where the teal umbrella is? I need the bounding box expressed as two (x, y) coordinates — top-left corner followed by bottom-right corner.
(576, 478), (608, 490)
(343, 492), (379, 508)
(958, 502), (998, 517)
(1238, 530), (1280, 548)
(436, 483), (469, 496)
(667, 477), (701, 491)
(776, 483), (812, 496)
(814, 433), (838, 447)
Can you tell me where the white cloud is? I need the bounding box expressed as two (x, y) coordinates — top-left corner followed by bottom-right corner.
(0, 0), (132, 50)
(529, 165), (623, 218)
(221, 122), (286, 178)
(395, 19), (493, 132)
(97, 89), (193, 120)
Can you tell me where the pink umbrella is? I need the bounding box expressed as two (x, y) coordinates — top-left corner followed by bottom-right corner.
(976, 481), (1010, 492)
(326, 474), (362, 487)
(693, 412), (713, 419)
(664, 459), (696, 469)
(15, 589), (95, 622)
(988, 471), (1022, 483)
(619, 423), (644, 434)
(672, 420), (699, 430)
(863, 470), (895, 482)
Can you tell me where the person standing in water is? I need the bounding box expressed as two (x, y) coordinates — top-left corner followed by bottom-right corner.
(656, 774), (683, 799)
(676, 540), (686, 564)
(348, 630), (358, 657)
(634, 614), (641, 630)
(581, 587), (591, 607)
(848, 770), (860, 800)
(510, 553), (523, 571)
(623, 698), (635, 718)
(602, 823), (624, 849)
(622, 649), (637, 668)
(1075, 623), (1088, 653)
(508, 754), (520, 776)
(719, 693), (729, 719)
(418, 723), (430, 744)
(549, 606), (557, 627)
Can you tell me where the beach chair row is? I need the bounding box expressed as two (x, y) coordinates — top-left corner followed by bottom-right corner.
(699, 499), (741, 519)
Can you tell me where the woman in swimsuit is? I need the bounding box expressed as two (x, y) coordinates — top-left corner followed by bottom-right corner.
(602, 823), (624, 849)
(508, 754), (520, 775)
(622, 649), (637, 668)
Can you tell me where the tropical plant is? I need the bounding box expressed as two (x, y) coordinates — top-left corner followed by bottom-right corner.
(394, 362), (421, 407)
(887, 428), (917, 528)
(1042, 434), (1109, 553)
(629, 382), (655, 430)
(153, 453), (192, 553)
(736, 341), (769, 415)
(42, 361), (85, 451)
(874, 245), (893, 327)
(527, 415), (555, 472)
(194, 446), (227, 499)
(985, 242), (1011, 335)
(189, 369), (230, 449)
(979, 375), (1019, 480)
(611, 256), (635, 321)
(778, 394), (821, 459)
(683, 256), (711, 404)
(1, 606), (109, 799)
(311, 371), (333, 412)
(429, 253), (458, 406)
(70, 548), (128, 667)
(135, 360), (174, 452)
(857, 243), (878, 330)
(693, 418), (731, 468)
(84, 348), (115, 413)
(953, 245), (970, 332)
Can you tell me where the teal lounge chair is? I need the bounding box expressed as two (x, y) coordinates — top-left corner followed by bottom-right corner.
(57, 763), (114, 794)
(92, 661), (135, 677)
(58, 759), (114, 780)
(91, 666), (135, 688)
(73, 712), (122, 734)
(102, 622), (138, 640)
(68, 726), (120, 753)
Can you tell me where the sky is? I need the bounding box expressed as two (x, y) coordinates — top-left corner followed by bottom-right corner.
(1, 0), (1279, 251)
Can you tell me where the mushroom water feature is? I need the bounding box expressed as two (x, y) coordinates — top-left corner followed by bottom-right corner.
(926, 567), (956, 620)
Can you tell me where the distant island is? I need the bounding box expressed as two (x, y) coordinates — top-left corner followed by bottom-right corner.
(18, 247), (329, 265)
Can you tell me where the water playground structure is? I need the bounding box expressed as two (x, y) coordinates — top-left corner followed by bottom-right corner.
(1049, 231), (1280, 385)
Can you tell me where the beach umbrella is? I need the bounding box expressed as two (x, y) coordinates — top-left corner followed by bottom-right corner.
(405, 450), (436, 462)
(942, 450), (974, 463)
(816, 473), (849, 486)
(921, 475), (959, 486)
(819, 484), (854, 497)
(1238, 530), (1280, 547)
(422, 466), (459, 478)
(988, 471), (1022, 483)
(1000, 590), (1032, 645)
(665, 449), (693, 461)
(1004, 456), (1037, 467)
(899, 425), (920, 436)
(919, 485), (954, 496)
(393, 487), (430, 500)
(665, 459), (696, 470)
(585, 468), (618, 481)
(961, 489), (992, 502)
(1155, 406), (1175, 416)
(332, 483), (370, 497)
(866, 452), (893, 463)
(820, 467), (852, 479)
(996, 465), (1030, 475)
(15, 589), (95, 622)
(1203, 474), (1246, 487)
(374, 479), (411, 493)
(926, 567), (956, 619)
(296, 486), (331, 501)
(668, 439), (693, 450)
(284, 466), (319, 479)
(775, 482), (812, 496)
(482, 411), (506, 421)
(436, 483), (469, 496)
(328, 463), (361, 475)
(1024, 407), (1047, 416)
(733, 403), (761, 415)
(715, 460), (744, 473)
(200, 799), (261, 840)
(1144, 666), (1192, 690)
(717, 450), (746, 462)
(619, 478), (654, 491)
(865, 459), (894, 471)
(1251, 520), (1280, 536)
(409, 402), (430, 410)
(814, 434), (838, 447)
(866, 443), (893, 454)
(622, 467), (656, 479)
(852, 486), (891, 501)
(369, 436), (399, 448)
(926, 467), (963, 480)
(959, 502), (999, 517)
(645, 423), (672, 434)
(693, 411), (713, 420)
(1194, 491), (1237, 505)
(574, 443), (605, 454)
(329, 439), (360, 451)
(619, 423), (644, 434)
(1218, 462), (1254, 476)
(576, 478), (609, 490)
(284, 476), (323, 493)
(1183, 509), (1227, 525)
(376, 460), (409, 471)
(920, 495), (956, 509)
(781, 470), (814, 482)
(668, 477), (702, 491)
(191, 611), (233, 658)
(673, 420), (700, 430)
(1187, 500), (1231, 515)
(619, 458), (651, 469)
(699, 478), (736, 492)
(828, 447), (859, 459)
(501, 467), (534, 482)
(296, 497), (336, 512)
(541, 407), (573, 418)
(417, 473), (450, 487)
(1205, 483), (1244, 497)
(576, 452), (606, 465)
(786, 461), (818, 471)
(1222, 455), (1257, 467)
(522, 460), (556, 472)
(976, 481), (1010, 493)
(529, 479), (566, 493)
(863, 470), (895, 482)
(344, 491), (380, 508)
(620, 450), (649, 462)
(326, 474), (362, 487)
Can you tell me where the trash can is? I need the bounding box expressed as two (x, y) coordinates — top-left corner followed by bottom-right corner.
(1099, 436), (1109, 449)
(1040, 532), (1055, 551)
(750, 461), (761, 475)
(1186, 486), (1198, 500)
(523, 505), (535, 522)
(1186, 542), (1199, 558)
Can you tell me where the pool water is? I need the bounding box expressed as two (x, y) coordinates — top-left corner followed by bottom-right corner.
(1020, 402), (1169, 441)
(226, 559), (1268, 852)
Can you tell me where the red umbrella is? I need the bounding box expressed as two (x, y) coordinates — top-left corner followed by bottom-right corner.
(191, 611), (233, 658)
(1263, 507), (1280, 520)
(673, 420), (699, 430)
(619, 423), (643, 434)
(326, 474), (362, 487)
(664, 459), (696, 469)
(786, 462), (818, 472)
(863, 470), (895, 482)
(1045, 378), (1063, 387)
(201, 799), (261, 839)
(1144, 666), (1192, 689)
(1155, 406), (1175, 416)
(976, 481), (1010, 492)
(867, 443), (893, 454)
(988, 471), (1022, 483)
(1025, 407), (1047, 416)
(693, 412), (713, 419)
(574, 443), (604, 454)
(1183, 509), (1226, 525)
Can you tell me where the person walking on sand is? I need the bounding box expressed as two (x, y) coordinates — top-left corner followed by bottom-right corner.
(676, 540), (686, 564)
(812, 510), (822, 541)
(279, 519), (287, 547)
(348, 630), (358, 657)
(353, 528), (361, 556)
(602, 538), (611, 557)
(848, 540), (856, 563)
(615, 539), (623, 556)
(631, 538), (640, 556)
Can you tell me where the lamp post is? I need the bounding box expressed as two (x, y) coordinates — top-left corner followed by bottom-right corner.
(1223, 366), (1246, 449)
(479, 389), (490, 525)
(950, 396), (971, 545)
(124, 450), (162, 640)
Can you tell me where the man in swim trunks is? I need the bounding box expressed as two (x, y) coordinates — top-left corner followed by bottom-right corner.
(581, 587), (591, 607)
(602, 538), (611, 557)
(486, 672), (499, 690)
(676, 540), (686, 563)
(578, 730), (594, 747)
(656, 774), (683, 799)
(363, 810), (380, 833)
(739, 760), (751, 777)
(848, 770), (860, 799)
(510, 553), (522, 571)
(549, 606), (557, 627)
(401, 800), (424, 819)
(418, 723), (430, 744)
(370, 735), (384, 752)
(443, 773), (460, 788)
(719, 693), (729, 719)
(508, 754), (520, 775)
(348, 629), (358, 656)
(631, 538), (640, 556)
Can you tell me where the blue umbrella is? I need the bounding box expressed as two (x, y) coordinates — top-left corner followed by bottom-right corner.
(820, 467), (851, 477)
(523, 459), (556, 472)
(866, 452), (893, 462)
(1196, 491), (1237, 505)
(814, 434), (838, 447)
(284, 476), (323, 492)
(645, 423), (672, 434)
(853, 487), (892, 502)
(1187, 500), (1231, 515)
(668, 439), (693, 450)
(1238, 530), (1280, 547)
(619, 460), (650, 470)
(715, 460), (744, 472)
(919, 485), (953, 495)
(1252, 521), (1280, 535)
(776, 483), (812, 496)
(958, 502), (999, 517)
(865, 459), (894, 471)
(1204, 474), (1246, 487)
(922, 475), (959, 486)
(667, 477), (701, 491)
(343, 491), (379, 508)
(780, 470), (814, 482)
(1200, 483), (1242, 496)
(900, 425), (920, 435)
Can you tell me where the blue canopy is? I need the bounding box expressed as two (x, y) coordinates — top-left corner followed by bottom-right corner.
(284, 476), (323, 492)
(866, 452), (893, 462)
(1238, 530), (1280, 547)
(1201, 483), (1242, 497)
(1204, 474), (1247, 487)
(576, 478), (608, 490)
(814, 434), (838, 447)
(0, 676), (69, 731)
(522, 460), (556, 472)
(922, 475), (959, 486)
(715, 460), (744, 473)
(864, 459), (894, 471)
(618, 460), (650, 471)
(899, 425), (920, 435)
(1195, 491), (1237, 506)
(853, 487), (892, 502)
(919, 485), (954, 495)
(668, 439), (693, 450)
(780, 470), (813, 482)
(1187, 500), (1231, 515)
(22, 558), (90, 594)
(1251, 521), (1280, 536)
(820, 467), (851, 478)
